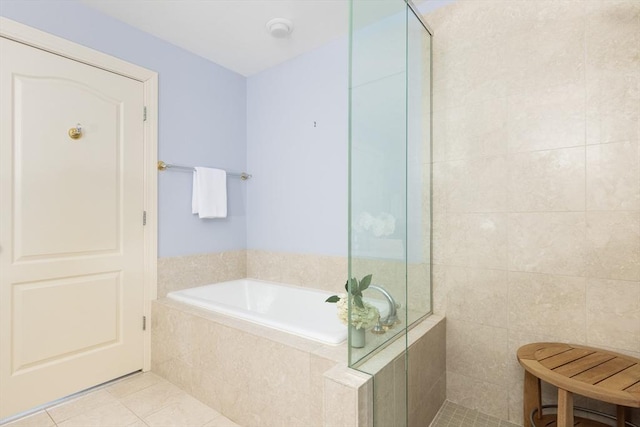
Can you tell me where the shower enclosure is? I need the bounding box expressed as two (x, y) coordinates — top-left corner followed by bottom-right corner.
(348, 0), (433, 425)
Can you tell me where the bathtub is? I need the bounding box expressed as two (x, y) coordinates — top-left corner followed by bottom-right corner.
(166, 278), (387, 345)
(154, 282), (443, 426)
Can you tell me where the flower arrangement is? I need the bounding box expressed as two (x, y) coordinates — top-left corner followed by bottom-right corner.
(326, 274), (380, 330)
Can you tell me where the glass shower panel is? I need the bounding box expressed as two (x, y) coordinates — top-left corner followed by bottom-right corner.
(349, 1), (432, 426)
(406, 5), (432, 326)
(348, 0), (408, 367)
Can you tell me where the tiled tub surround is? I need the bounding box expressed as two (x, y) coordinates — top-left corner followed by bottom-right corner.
(160, 250), (431, 323)
(426, 0), (640, 424)
(157, 250), (247, 297)
(151, 297), (445, 426)
(246, 249), (347, 293)
(151, 298), (340, 426)
(159, 250), (345, 298)
(247, 250), (432, 322)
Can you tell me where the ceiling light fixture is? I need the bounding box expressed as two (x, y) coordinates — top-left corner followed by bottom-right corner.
(266, 18), (293, 38)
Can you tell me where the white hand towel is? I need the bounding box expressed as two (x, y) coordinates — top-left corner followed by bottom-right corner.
(192, 167), (227, 219)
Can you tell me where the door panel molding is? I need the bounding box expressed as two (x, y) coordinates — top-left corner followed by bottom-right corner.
(13, 75), (124, 261)
(12, 271), (122, 372)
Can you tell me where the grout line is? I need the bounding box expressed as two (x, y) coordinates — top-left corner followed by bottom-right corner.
(583, 3), (590, 350)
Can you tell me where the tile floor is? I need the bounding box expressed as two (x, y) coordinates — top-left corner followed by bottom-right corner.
(3, 375), (518, 427)
(2, 372), (239, 427)
(430, 401), (520, 427)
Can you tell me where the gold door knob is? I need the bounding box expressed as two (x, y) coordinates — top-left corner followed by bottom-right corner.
(68, 124), (82, 139)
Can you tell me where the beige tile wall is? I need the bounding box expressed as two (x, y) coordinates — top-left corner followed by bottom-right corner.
(157, 250), (343, 297)
(158, 249), (430, 315)
(246, 250), (433, 325)
(157, 250), (246, 297)
(246, 250), (347, 293)
(426, 0), (639, 424)
(350, 258), (432, 319)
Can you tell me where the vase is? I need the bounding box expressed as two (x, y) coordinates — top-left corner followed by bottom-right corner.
(350, 325), (366, 348)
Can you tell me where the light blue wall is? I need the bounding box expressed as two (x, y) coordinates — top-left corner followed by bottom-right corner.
(0, 0), (247, 258)
(245, 2), (449, 258)
(1, 0), (450, 259)
(246, 37), (349, 256)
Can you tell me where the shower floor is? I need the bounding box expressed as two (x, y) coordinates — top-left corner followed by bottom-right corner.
(431, 401), (520, 427)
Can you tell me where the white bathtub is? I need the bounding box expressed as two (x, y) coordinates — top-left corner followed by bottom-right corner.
(166, 278), (387, 345)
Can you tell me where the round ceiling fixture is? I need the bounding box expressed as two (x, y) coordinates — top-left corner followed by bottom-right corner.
(266, 18), (293, 38)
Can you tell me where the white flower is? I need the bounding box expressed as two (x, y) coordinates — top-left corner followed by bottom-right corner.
(335, 293), (380, 330)
(353, 212), (374, 233)
(354, 211), (396, 237)
(378, 212), (396, 236)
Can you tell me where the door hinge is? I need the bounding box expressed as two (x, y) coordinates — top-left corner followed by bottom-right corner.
(143, 106), (147, 121)
(143, 210), (147, 226)
(143, 315), (147, 331)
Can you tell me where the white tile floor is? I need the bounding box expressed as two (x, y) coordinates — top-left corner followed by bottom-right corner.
(2, 372), (240, 427)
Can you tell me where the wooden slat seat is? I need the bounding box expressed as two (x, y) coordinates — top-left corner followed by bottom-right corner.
(517, 342), (640, 427)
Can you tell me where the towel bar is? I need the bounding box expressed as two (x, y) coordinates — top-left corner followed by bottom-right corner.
(157, 161), (251, 180)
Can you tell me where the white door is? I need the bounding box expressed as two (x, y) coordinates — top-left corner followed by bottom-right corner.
(0, 37), (145, 419)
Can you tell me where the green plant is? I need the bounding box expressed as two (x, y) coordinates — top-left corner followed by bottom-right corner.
(325, 274), (372, 309)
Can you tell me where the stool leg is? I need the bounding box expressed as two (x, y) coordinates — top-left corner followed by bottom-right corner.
(616, 405), (626, 427)
(557, 389), (573, 427)
(523, 371), (541, 427)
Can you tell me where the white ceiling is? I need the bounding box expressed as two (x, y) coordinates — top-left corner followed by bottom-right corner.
(79, 0), (430, 77)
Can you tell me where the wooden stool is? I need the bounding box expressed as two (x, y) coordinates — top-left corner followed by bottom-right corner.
(517, 343), (640, 427)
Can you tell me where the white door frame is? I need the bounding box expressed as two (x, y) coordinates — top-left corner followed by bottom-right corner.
(0, 17), (158, 371)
